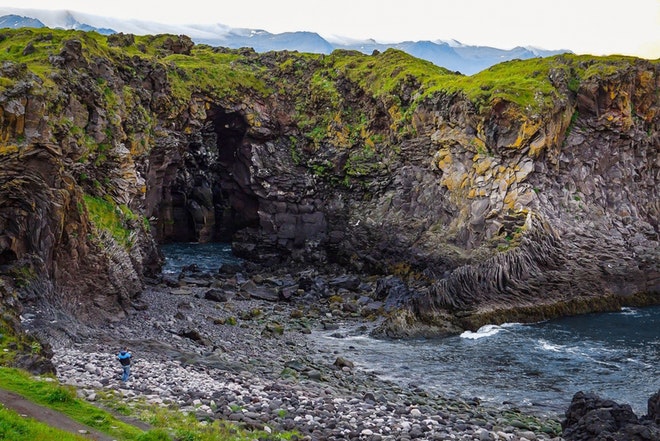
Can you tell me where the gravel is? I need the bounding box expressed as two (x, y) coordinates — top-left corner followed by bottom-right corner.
(47, 276), (564, 441)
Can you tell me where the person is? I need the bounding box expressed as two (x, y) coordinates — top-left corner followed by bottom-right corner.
(117, 348), (132, 382)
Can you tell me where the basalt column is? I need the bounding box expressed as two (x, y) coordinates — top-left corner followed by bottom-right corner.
(146, 105), (258, 245)
(208, 105), (260, 242)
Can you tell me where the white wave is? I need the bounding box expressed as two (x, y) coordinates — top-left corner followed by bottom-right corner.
(620, 307), (639, 316)
(460, 324), (503, 340)
(538, 339), (564, 352)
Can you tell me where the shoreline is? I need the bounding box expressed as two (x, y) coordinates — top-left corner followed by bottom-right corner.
(41, 279), (565, 441)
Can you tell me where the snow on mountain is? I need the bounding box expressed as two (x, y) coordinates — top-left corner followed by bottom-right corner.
(0, 7), (571, 74)
(0, 14), (44, 29)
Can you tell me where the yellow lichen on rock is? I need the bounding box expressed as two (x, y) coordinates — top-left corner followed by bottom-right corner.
(0, 144), (19, 155)
(433, 148), (453, 172)
(509, 118), (542, 149)
(472, 155), (493, 175)
(528, 130), (547, 158)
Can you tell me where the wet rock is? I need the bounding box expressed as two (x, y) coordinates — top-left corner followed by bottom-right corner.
(562, 391), (660, 441)
(322, 321), (340, 331)
(204, 289), (231, 302)
(374, 276), (411, 307)
(648, 390), (660, 424)
(177, 329), (210, 346)
(218, 263), (243, 275)
(333, 357), (354, 369)
(241, 280), (280, 301)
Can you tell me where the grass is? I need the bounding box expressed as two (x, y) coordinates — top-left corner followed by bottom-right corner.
(83, 195), (135, 247)
(0, 27), (648, 156)
(428, 53), (641, 113)
(164, 45), (272, 104)
(0, 367), (300, 440)
(326, 48), (455, 103)
(0, 367), (143, 440)
(0, 406), (90, 441)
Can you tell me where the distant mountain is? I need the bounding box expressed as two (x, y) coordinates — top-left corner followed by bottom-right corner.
(0, 10), (115, 35)
(0, 14), (44, 29)
(0, 7), (571, 74)
(197, 30), (336, 54)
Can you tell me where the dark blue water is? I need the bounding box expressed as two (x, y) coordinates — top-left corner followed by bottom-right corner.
(314, 306), (660, 416)
(160, 242), (242, 275)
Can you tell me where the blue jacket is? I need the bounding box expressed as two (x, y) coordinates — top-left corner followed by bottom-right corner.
(117, 351), (132, 366)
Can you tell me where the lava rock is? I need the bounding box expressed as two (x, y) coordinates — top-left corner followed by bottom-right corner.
(562, 391), (660, 441)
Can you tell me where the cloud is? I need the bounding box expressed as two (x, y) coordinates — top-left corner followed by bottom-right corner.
(5, 0), (660, 58)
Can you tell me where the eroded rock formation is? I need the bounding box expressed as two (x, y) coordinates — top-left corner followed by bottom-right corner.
(0, 29), (658, 359)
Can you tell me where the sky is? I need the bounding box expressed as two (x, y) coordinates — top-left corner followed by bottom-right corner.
(3, 0), (660, 58)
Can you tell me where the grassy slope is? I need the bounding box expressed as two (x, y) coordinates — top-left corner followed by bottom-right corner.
(0, 28), (649, 150)
(0, 367), (297, 441)
(0, 368), (143, 440)
(0, 406), (90, 441)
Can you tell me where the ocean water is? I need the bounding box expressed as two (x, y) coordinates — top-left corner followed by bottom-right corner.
(160, 243), (658, 416)
(160, 242), (242, 275)
(313, 306), (660, 416)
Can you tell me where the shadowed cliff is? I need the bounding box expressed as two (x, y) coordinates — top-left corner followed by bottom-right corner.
(0, 29), (657, 365)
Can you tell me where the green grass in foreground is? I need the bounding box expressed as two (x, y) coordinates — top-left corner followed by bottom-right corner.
(0, 367), (143, 440)
(0, 406), (90, 441)
(0, 367), (298, 440)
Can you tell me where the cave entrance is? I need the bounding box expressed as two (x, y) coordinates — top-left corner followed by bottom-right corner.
(207, 105), (260, 243)
(151, 104), (259, 246)
(0, 248), (17, 265)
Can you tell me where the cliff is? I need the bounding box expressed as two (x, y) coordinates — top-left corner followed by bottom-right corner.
(0, 29), (657, 363)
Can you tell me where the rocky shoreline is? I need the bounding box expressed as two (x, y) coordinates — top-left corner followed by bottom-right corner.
(26, 266), (565, 441)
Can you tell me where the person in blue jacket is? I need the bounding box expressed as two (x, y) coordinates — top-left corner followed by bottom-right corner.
(117, 348), (132, 382)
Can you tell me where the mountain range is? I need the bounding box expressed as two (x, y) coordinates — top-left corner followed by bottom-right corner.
(0, 7), (571, 75)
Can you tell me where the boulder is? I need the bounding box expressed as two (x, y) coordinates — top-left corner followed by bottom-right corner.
(328, 274), (361, 292)
(562, 391), (660, 441)
(240, 280), (279, 301)
(648, 390), (660, 424)
(203, 289), (231, 303)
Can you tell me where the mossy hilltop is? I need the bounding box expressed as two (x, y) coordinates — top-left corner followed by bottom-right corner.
(0, 27), (658, 349)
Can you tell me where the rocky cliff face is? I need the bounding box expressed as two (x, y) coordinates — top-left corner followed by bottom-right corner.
(0, 29), (658, 356)
(383, 60), (660, 333)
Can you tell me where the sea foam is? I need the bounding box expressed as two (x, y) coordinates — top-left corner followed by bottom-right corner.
(460, 324), (503, 339)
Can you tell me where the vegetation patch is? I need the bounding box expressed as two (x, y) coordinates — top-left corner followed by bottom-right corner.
(0, 367), (143, 439)
(0, 367), (299, 440)
(82, 195), (135, 247)
(165, 45), (271, 104)
(0, 405), (90, 441)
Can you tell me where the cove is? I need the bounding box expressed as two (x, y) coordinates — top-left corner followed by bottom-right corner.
(313, 306), (660, 417)
(160, 243), (659, 417)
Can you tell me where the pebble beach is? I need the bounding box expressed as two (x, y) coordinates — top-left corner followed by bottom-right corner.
(50, 271), (565, 441)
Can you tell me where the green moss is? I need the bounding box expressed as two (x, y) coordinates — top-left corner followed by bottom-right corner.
(7, 265), (36, 288)
(83, 194), (135, 247)
(164, 46), (271, 103)
(427, 53), (642, 114)
(328, 48), (453, 102)
(344, 146), (385, 177)
(0, 298), (50, 366)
